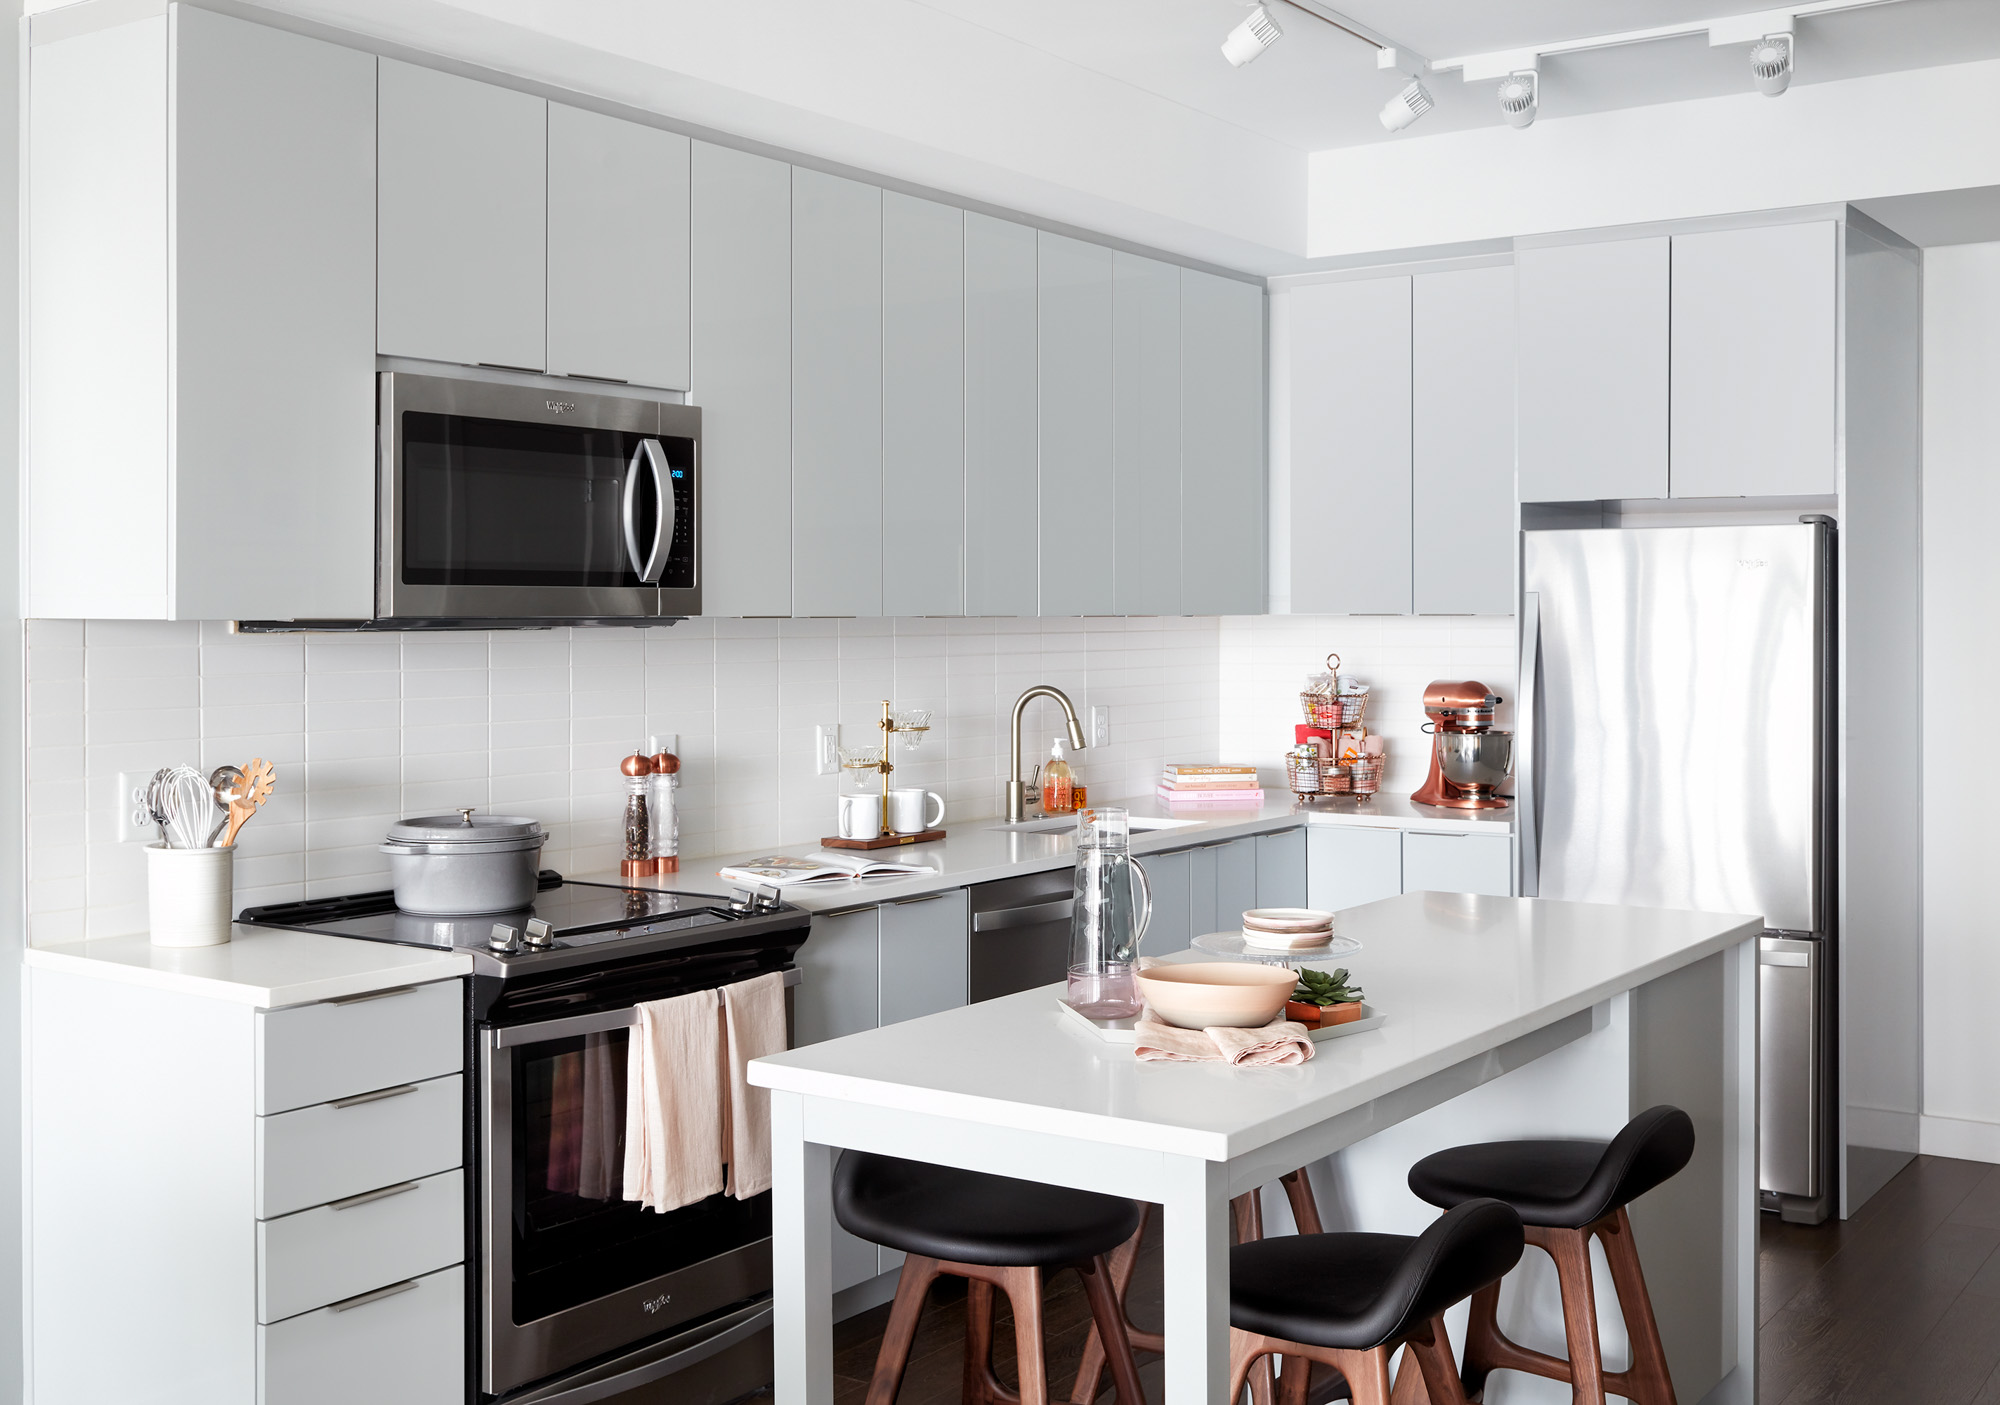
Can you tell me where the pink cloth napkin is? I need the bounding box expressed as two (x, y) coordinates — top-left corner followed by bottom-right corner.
(1134, 1017), (1315, 1066)
(720, 971), (787, 1200)
(622, 990), (726, 1213)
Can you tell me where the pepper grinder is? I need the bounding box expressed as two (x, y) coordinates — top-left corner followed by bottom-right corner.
(648, 735), (681, 875)
(620, 752), (655, 878)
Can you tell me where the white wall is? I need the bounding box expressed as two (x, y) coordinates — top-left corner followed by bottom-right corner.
(1219, 615), (1516, 796)
(1307, 58), (2000, 258)
(23, 616), (1223, 941)
(1919, 241), (2000, 1161)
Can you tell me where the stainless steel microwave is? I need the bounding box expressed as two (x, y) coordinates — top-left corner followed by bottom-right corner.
(377, 372), (700, 623)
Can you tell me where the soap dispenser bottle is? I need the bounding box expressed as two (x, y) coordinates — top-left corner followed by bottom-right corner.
(1042, 737), (1076, 815)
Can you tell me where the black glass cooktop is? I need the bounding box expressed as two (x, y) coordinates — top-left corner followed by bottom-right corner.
(238, 877), (751, 956)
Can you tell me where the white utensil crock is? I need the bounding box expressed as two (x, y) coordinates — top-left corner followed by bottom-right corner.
(147, 843), (233, 947)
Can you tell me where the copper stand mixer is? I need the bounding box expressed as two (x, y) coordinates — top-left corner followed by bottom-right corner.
(1410, 680), (1513, 810)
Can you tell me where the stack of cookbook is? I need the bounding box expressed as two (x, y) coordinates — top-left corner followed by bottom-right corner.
(1157, 764), (1264, 808)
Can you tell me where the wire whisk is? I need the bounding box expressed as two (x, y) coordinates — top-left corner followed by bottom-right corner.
(147, 765), (220, 849)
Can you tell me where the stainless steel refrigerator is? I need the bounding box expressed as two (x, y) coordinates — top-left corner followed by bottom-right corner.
(1520, 519), (1837, 1222)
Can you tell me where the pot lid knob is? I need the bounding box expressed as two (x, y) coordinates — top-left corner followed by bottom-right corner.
(458, 808), (476, 826)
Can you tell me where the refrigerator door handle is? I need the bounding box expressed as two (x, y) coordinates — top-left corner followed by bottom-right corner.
(1517, 591), (1541, 898)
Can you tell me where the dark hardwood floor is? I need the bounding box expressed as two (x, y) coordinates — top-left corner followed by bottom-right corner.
(749, 1154), (2000, 1405)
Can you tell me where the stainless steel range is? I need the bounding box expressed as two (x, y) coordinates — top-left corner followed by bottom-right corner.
(242, 877), (810, 1405)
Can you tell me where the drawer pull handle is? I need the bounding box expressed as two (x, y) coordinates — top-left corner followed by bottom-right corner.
(329, 1180), (420, 1212)
(327, 985), (421, 1007)
(329, 1084), (419, 1110)
(329, 1279), (420, 1313)
(891, 892), (949, 906)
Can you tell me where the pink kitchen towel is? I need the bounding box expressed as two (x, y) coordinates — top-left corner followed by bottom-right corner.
(1134, 1017), (1315, 1067)
(622, 989), (726, 1213)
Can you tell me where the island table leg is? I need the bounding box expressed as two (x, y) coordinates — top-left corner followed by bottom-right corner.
(1161, 1155), (1232, 1405)
(770, 1090), (834, 1405)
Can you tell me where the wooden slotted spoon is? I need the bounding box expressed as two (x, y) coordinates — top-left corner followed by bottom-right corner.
(220, 758), (275, 848)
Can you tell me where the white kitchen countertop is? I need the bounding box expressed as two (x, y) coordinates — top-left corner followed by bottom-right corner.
(600, 791), (1507, 913)
(749, 891), (1758, 1161)
(24, 926), (471, 1008)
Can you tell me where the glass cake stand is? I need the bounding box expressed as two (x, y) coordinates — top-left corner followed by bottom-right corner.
(1190, 928), (1362, 967)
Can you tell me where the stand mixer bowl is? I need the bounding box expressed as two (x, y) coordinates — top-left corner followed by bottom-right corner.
(1437, 730), (1514, 791)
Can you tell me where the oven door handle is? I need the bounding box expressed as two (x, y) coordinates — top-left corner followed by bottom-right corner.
(490, 968), (802, 1048)
(623, 438), (670, 584)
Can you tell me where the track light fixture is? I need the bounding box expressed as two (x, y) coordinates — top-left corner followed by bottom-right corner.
(1749, 32), (1794, 95)
(1496, 69), (1538, 128)
(1221, 3), (1283, 67)
(1378, 80), (1435, 132)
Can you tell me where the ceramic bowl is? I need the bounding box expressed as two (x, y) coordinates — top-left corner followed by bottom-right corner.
(1239, 925), (1336, 951)
(1241, 907), (1336, 935)
(1136, 962), (1297, 1030)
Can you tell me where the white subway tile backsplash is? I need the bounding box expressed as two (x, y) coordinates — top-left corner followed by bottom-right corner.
(26, 611), (1499, 942)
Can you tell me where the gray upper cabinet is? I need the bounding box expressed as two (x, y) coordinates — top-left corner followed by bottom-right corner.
(690, 142), (791, 617)
(1670, 221), (1837, 499)
(377, 60), (546, 371)
(1516, 237), (1669, 503)
(1112, 253), (1182, 616)
(790, 169), (884, 617)
(964, 214), (1039, 617)
(882, 193), (966, 617)
(545, 105), (689, 390)
(1287, 276), (1412, 615)
(1038, 233), (1115, 616)
(1181, 270), (1266, 615)
(1413, 265), (1515, 615)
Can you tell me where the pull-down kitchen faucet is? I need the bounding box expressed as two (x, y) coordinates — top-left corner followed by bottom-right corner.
(1007, 685), (1088, 823)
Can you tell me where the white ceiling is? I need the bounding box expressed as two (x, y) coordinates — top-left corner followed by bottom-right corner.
(912, 0), (2000, 151)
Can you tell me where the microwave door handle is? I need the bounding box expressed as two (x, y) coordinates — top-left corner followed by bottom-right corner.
(622, 441), (648, 580)
(640, 438), (671, 583)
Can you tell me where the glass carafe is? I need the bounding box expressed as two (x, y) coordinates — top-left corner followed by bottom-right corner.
(1066, 807), (1153, 1019)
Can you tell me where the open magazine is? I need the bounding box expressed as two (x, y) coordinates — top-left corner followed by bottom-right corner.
(715, 853), (934, 887)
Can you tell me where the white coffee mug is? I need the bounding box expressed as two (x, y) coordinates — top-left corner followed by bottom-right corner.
(887, 788), (945, 834)
(837, 793), (883, 842)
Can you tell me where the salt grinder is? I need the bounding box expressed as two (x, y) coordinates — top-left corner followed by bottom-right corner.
(620, 752), (655, 878)
(649, 746), (681, 875)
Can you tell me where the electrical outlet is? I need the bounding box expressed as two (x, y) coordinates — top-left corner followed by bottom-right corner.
(814, 724), (839, 777)
(1090, 705), (1110, 748)
(116, 770), (156, 843)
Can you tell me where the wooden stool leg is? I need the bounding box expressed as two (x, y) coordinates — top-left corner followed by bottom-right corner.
(1228, 1330), (1269, 1404)
(863, 1255), (942, 1405)
(1599, 1208), (1678, 1405)
(1077, 1257), (1149, 1405)
(1332, 1346), (1395, 1405)
(1069, 1207), (1162, 1405)
(1407, 1319), (1472, 1405)
(1002, 1266), (1050, 1405)
(1276, 1355), (1312, 1405)
(1546, 1227), (1608, 1405)
(1279, 1169), (1324, 1235)
(1457, 1281), (1503, 1397)
(965, 1276), (1010, 1405)
(1231, 1190), (1265, 1243)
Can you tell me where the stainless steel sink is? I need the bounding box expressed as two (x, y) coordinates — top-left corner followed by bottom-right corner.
(984, 815), (1207, 834)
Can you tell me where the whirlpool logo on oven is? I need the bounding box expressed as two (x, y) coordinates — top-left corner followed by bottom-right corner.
(642, 1294), (673, 1315)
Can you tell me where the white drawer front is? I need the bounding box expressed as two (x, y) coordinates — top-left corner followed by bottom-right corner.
(258, 1168), (462, 1323)
(260, 1264), (463, 1405)
(257, 1074), (462, 1219)
(258, 979), (462, 1114)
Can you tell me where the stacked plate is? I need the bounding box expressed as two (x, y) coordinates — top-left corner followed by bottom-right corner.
(1240, 907), (1338, 951)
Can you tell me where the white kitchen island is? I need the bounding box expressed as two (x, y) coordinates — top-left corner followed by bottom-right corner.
(750, 892), (1761, 1405)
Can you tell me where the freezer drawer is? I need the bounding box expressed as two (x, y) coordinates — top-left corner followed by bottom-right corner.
(1759, 936), (1819, 1198)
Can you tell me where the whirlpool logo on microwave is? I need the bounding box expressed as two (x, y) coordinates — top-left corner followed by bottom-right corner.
(641, 1294), (673, 1315)
(546, 400), (578, 415)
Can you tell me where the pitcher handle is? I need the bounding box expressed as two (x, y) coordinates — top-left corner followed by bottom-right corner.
(1129, 857), (1153, 945)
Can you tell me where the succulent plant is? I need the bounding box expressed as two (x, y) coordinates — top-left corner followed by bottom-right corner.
(1292, 967), (1363, 1007)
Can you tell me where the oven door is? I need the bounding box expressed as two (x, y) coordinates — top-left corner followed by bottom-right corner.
(380, 372), (700, 622)
(479, 993), (781, 1397)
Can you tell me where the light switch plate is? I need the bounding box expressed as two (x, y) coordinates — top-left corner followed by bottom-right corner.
(1090, 706), (1110, 748)
(814, 724), (839, 777)
(117, 771), (155, 843)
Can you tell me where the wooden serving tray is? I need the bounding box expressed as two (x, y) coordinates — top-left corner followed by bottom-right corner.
(820, 828), (946, 850)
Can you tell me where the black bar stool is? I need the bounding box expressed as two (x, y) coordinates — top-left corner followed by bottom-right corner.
(1405, 1105), (1697, 1405)
(832, 1151), (1149, 1405)
(1229, 1199), (1525, 1405)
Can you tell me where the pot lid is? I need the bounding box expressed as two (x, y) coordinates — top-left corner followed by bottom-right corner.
(386, 810), (545, 846)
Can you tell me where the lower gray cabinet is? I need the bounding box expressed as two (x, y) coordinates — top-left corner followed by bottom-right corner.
(1256, 828), (1308, 909)
(1399, 832), (1513, 898)
(1306, 827), (1403, 911)
(878, 889), (969, 1025)
(1141, 849), (1194, 958)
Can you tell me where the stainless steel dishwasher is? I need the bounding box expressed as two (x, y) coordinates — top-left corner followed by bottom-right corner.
(967, 868), (1074, 1003)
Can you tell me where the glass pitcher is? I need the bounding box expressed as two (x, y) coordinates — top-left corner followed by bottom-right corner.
(1066, 807), (1153, 1019)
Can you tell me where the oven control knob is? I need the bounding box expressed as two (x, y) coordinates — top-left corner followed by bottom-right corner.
(521, 917), (556, 949)
(488, 924), (521, 954)
(728, 889), (756, 914)
(754, 885), (784, 914)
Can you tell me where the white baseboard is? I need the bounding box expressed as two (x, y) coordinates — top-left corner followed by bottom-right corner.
(1919, 1113), (2000, 1165)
